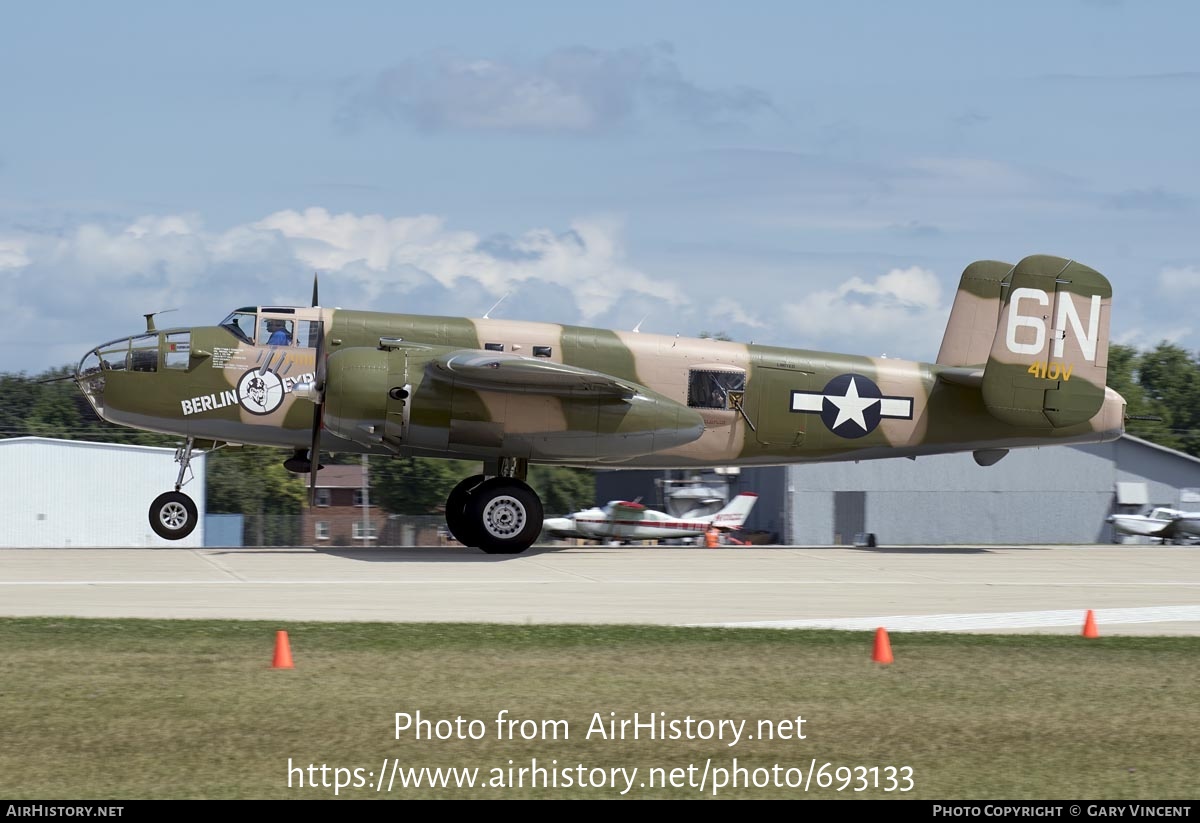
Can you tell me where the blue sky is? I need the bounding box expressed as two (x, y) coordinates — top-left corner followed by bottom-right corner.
(2, 1), (1198, 374)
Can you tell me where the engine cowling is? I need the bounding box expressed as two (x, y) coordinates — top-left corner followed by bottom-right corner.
(320, 345), (705, 460)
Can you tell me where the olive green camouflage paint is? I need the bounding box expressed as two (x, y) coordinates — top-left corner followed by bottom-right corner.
(76, 255), (1125, 472)
(981, 256), (1111, 429)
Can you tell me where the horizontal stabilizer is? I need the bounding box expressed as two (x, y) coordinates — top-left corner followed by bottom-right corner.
(937, 367), (984, 388)
(980, 255), (1111, 428)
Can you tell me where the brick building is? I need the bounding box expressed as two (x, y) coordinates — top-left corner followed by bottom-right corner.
(302, 464), (388, 546)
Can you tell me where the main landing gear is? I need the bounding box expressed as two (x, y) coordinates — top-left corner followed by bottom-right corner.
(444, 458), (543, 555)
(149, 437), (200, 540)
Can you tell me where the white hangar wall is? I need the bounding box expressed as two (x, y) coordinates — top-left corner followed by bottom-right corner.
(782, 435), (1199, 546)
(0, 437), (205, 547)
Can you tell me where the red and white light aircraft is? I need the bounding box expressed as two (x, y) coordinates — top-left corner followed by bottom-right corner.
(543, 493), (757, 543)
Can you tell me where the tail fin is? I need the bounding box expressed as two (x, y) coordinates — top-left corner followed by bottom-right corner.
(936, 260), (1013, 368)
(980, 255), (1111, 428)
(709, 492), (757, 529)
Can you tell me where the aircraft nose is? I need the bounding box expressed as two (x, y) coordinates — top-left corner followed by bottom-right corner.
(76, 347), (107, 416)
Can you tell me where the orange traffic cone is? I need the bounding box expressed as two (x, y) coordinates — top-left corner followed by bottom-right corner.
(1082, 610), (1099, 639)
(272, 630), (295, 669)
(872, 627), (894, 664)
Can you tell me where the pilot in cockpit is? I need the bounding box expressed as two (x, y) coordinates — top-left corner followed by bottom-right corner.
(265, 319), (292, 346)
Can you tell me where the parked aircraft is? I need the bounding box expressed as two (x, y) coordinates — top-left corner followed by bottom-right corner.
(543, 492), (758, 543)
(74, 254), (1126, 554)
(1107, 507), (1200, 544)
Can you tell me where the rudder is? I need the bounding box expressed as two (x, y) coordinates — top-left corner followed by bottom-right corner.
(980, 255), (1111, 428)
(710, 492), (758, 529)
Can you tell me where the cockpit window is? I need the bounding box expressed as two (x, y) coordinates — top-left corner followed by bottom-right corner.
(220, 311), (256, 344)
(164, 332), (191, 369)
(259, 318), (295, 346)
(129, 334), (158, 373)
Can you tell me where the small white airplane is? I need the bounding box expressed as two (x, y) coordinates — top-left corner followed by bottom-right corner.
(543, 492), (758, 543)
(1107, 507), (1200, 544)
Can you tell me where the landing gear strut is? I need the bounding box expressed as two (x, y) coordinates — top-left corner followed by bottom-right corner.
(444, 459), (543, 554)
(148, 437), (200, 541)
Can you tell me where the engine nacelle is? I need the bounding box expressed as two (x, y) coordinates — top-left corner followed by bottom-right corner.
(321, 347), (393, 448)
(320, 346), (705, 460)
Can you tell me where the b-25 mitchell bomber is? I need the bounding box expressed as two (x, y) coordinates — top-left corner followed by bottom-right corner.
(75, 254), (1125, 554)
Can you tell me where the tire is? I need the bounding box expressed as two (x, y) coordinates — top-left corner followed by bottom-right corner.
(465, 478), (543, 555)
(149, 491), (198, 540)
(444, 475), (486, 547)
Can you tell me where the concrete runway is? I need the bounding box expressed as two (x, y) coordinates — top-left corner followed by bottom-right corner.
(3, 542), (1200, 635)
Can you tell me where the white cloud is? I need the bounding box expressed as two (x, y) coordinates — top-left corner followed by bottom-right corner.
(251, 207), (684, 319)
(0, 208), (693, 372)
(708, 297), (766, 329)
(0, 239), (30, 270)
(340, 44), (774, 134)
(782, 266), (946, 360)
(1111, 325), (1194, 350)
(1159, 266), (1200, 292)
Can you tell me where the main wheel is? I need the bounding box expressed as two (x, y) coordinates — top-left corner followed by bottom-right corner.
(149, 491), (198, 540)
(444, 474), (486, 547)
(465, 478), (543, 555)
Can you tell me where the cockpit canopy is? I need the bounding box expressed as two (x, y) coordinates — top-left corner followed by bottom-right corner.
(219, 306), (322, 348)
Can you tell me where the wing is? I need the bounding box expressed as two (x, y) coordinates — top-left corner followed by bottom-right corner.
(427, 350), (639, 398)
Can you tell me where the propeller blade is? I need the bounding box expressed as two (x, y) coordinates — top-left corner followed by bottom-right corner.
(308, 410), (322, 509)
(311, 272), (319, 308)
(307, 318), (327, 509)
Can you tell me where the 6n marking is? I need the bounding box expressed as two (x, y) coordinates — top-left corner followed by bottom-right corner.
(1006, 288), (1102, 361)
(1027, 361), (1074, 381)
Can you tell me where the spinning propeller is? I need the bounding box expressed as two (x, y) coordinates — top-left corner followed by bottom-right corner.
(305, 274), (326, 508)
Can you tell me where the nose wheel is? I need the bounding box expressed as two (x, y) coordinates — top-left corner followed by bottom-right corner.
(148, 436), (202, 541)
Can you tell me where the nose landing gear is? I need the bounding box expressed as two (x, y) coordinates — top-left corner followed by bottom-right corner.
(148, 437), (201, 540)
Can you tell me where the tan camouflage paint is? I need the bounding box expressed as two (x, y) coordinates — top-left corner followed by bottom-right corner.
(78, 255), (1126, 471)
(936, 259), (1011, 368)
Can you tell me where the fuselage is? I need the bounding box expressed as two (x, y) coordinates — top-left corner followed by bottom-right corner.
(544, 508), (722, 541)
(77, 305), (1127, 469)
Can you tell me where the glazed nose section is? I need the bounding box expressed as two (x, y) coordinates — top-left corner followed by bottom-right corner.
(76, 346), (108, 416)
(75, 333), (159, 418)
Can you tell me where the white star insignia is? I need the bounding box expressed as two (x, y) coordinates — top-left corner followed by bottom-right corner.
(827, 377), (880, 431)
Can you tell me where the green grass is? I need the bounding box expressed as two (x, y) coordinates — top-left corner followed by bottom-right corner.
(0, 618), (1197, 799)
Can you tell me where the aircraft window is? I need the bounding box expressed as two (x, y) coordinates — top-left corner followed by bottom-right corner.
(164, 332), (191, 370)
(220, 311), (257, 344)
(129, 334), (158, 373)
(485, 343), (504, 352)
(533, 346), (552, 358)
(687, 369), (746, 410)
(295, 320), (320, 349)
(259, 318), (296, 346)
